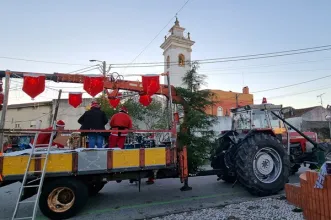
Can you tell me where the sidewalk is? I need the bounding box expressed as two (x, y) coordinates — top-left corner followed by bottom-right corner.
(151, 197), (303, 220)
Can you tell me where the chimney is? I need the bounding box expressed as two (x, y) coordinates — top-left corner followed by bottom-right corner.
(243, 86), (249, 94)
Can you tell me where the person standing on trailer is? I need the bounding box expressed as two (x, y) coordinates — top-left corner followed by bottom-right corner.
(31, 120), (66, 148)
(109, 106), (133, 149)
(78, 101), (108, 148)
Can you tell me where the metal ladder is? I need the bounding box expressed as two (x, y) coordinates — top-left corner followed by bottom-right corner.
(12, 120), (57, 220)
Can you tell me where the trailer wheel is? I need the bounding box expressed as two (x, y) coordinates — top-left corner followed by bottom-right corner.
(88, 182), (106, 196)
(235, 133), (290, 196)
(39, 178), (88, 220)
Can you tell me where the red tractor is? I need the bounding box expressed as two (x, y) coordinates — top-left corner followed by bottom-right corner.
(210, 99), (321, 196)
(286, 129), (318, 174)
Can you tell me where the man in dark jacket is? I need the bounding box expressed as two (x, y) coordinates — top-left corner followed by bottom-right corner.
(78, 101), (108, 148)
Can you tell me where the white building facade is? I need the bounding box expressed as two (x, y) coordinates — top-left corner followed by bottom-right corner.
(160, 17), (195, 88)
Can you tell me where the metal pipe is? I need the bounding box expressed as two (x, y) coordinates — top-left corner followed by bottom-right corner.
(271, 111), (317, 147)
(166, 72), (174, 129)
(0, 71), (10, 152)
(51, 89), (62, 126)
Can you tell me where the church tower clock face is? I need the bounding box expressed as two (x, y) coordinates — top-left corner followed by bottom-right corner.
(160, 17), (195, 88)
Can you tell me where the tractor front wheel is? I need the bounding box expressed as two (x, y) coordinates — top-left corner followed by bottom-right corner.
(235, 133), (290, 196)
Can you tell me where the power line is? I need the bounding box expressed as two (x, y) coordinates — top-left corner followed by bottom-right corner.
(0, 56), (90, 66)
(115, 44), (331, 66)
(198, 56), (331, 73)
(111, 46), (331, 68)
(66, 65), (99, 74)
(123, 0), (191, 71)
(252, 73), (331, 93)
(255, 85), (331, 101)
(169, 67), (331, 76)
(2, 44), (331, 69)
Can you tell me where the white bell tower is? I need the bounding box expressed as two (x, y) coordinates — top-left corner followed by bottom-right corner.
(160, 17), (195, 88)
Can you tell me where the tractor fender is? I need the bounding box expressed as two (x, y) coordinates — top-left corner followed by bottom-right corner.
(219, 130), (239, 145)
(240, 129), (276, 143)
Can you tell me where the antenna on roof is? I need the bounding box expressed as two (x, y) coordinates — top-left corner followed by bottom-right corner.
(317, 93), (325, 107)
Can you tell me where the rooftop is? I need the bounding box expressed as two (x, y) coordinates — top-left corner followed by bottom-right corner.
(283, 106), (321, 118)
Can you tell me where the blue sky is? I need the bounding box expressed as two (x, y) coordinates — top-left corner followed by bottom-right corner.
(1, 0), (331, 108)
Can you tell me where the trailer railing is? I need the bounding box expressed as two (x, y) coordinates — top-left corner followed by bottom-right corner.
(0, 128), (176, 152)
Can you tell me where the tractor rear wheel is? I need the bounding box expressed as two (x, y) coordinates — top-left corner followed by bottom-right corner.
(211, 137), (237, 183)
(235, 133), (290, 196)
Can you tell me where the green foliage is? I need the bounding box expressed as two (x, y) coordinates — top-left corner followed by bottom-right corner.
(176, 62), (218, 173)
(96, 95), (118, 118)
(96, 94), (168, 130)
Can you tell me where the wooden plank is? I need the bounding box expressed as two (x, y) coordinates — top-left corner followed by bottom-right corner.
(145, 148), (166, 166)
(0, 156), (3, 181)
(2, 156), (35, 175)
(72, 152), (78, 173)
(166, 148), (171, 166)
(170, 148), (175, 164)
(139, 148), (145, 168)
(107, 150), (113, 169)
(34, 154), (41, 176)
(113, 149), (139, 168)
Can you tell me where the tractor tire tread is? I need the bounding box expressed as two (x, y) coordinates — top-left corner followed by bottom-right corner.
(235, 133), (290, 197)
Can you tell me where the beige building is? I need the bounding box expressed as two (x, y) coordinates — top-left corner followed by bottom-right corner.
(5, 98), (93, 130)
(5, 102), (53, 129)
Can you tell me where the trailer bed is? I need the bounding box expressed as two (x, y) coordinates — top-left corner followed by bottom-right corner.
(0, 147), (176, 183)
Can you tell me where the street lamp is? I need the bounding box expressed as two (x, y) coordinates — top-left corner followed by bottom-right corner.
(89, 60), (106, 76)
(326, 115), (331, 139)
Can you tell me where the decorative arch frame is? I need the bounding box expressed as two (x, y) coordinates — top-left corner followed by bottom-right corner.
(167, 56), (170, 69)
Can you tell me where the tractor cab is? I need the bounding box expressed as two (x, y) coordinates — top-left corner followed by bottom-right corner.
(230, 98), (287, 137)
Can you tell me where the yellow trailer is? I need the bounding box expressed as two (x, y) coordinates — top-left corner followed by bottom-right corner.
(0, 143), (179, 219)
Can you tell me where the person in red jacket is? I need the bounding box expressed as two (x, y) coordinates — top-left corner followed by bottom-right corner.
(109, 106), (132, 149)
(32, 120), (66, 148)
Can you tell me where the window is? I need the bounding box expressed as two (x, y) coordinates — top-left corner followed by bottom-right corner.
(217, 106), (223, 117)
(166, 56), (170, 69)
(30, 121), (36, 128)
(233, 111), (251, 130)
(252, 110), (269, 128)
(178, 54), (185, 66)
(15, 124), (20, 128)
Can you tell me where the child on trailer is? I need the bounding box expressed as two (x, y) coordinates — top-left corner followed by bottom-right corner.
(31, 120), (66, 148)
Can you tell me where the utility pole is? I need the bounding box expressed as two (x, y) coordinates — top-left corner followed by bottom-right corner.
(317, 93), (325, 107)
(89, 60), (108, 96)
(0, 72), (10, 152)
(102, 61), (107, 96)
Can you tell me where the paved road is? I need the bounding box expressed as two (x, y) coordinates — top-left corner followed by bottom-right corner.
(0, 167), (307, 220)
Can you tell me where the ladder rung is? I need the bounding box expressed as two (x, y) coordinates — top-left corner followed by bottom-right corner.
(13, 217), (33, 220)
(27, 179), (40, 185)
(23, 185), (40, 188)
(18, 200), (36, 204)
